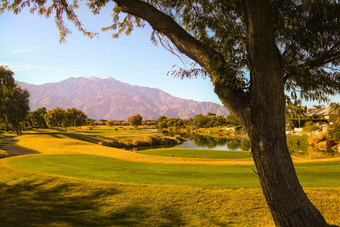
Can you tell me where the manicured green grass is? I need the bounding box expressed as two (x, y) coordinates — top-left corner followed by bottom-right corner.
(137, 148), (252, 159)
(11, 154), (340, 188)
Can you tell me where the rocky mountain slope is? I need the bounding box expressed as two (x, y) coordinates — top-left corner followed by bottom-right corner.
(18, 77), (230, 120)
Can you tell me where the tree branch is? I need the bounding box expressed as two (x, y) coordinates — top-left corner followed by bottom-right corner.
(284, 43), (340, 81)
(113, 0), (251, 124)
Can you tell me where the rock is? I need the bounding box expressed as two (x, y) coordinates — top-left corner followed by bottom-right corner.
(98, 141), (108, 146)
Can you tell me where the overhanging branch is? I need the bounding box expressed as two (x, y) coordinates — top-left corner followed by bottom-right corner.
(113, 0), (250, 123)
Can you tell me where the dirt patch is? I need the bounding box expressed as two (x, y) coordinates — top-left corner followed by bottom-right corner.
(0, 136), (40, 157)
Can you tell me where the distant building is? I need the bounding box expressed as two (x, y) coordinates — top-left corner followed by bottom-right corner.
(94, 121), (106, 125)
(306, 107), (339, 123)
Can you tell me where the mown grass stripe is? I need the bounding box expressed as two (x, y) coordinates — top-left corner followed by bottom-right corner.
(10, 154), (340, 189)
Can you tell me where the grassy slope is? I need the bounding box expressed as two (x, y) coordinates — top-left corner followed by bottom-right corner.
(138, 148), (252, 159)
(10, 154), (340, 188)
(1, 158), (340, 226)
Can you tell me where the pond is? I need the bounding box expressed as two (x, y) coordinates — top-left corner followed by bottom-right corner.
(131, 134), (336, 159)
(131, 134), (311, 154)
(175, 135), (251, 151)
(175, 135), (312, 154)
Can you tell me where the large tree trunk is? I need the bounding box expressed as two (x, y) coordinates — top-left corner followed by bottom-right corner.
(249, 105), (327, 226)
(114, 0), (329, 225)
(244, 0), (327, 226)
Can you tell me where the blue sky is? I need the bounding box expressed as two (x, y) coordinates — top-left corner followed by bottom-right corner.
(0, 4), (338, 107)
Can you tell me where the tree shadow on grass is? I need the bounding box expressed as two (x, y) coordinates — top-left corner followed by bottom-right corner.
(0, 178), (186, 226)
(0, 136), (40, 157)
(20, 130), (113, 147)
(23, 130), (105, 145)
(62, 133), (103, 144)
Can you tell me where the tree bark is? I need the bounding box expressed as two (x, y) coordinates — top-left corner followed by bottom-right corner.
(243, 0), (328, 226)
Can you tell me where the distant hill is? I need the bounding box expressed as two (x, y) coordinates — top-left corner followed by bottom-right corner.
(18, 77), (230, 120)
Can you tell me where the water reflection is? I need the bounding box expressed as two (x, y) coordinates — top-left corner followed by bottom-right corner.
(175, 135), (251, 151)
(176, 136), (335, 159)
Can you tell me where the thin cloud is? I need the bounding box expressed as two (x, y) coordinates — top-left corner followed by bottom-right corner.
(15, 64), (49, 71)
(0, 62), (49, 71)
(10, 48), (36, 54)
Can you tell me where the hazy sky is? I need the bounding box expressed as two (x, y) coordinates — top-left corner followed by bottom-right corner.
(0, 4), (338, 107)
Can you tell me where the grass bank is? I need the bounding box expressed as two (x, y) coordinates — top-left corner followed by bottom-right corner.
(69, 127), (182, 149)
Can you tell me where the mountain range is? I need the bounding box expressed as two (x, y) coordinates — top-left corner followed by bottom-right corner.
(18, 77), (230, 120)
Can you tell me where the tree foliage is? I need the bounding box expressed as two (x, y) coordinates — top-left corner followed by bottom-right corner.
(157, 116), (168, 130)
(302, 121), (319, 133)
(44, 107), (87, 130)
(100, 0), (338, 103)
(128, 114), (143, 128)
(106, 120), (114, 127)
(328, 123), (340, 141)
(0, 66), (30, 135)
(27, 107), (48, 128)
(157, 114), (235, 130)
(66, 107), (87, 127)
(329, 102), (340, 121)
(44, 107), (66, 130)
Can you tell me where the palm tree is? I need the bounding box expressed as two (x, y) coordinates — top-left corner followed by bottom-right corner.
(312, 104), (324, 110)
(329, 102), (340, 123)
(291, 100), (305, 128)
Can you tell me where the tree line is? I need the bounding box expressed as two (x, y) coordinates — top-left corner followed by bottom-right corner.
(28, 107), (88, 131)
(157, 113), (241, 130)
(1, 66), (88, 134)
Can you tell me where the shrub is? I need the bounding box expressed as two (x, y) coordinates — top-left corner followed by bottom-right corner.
(286, 134), (308, 145)
(303, 121), (319, 133)
(144, 135), (162, 146)
(132, 139), (150, 147)
(328, 123), (340, 141)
